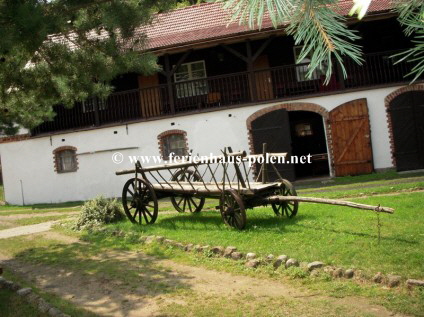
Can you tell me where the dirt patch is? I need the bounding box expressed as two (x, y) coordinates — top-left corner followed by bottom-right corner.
(1, 245), (406, 317)
(35, 231), (81, 244)
(0, 211), (79, 221)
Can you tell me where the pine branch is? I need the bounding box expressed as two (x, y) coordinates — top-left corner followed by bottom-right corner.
(222, 0), (363, 83)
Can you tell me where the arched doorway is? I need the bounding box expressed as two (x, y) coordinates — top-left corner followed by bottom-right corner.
(289, 111), (329, 179)
(389, 91), (424, 171)
(247, 103), (331, 181)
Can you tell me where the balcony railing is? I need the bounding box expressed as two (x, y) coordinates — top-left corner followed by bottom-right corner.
(32, 50), (416, 135)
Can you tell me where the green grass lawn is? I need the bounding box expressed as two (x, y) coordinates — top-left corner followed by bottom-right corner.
(98, 191), (424, 279)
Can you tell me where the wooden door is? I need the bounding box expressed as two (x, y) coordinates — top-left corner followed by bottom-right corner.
(253, 55), (273, 101)
(251, 109), (295, 181)
(138, 74), (162, 118)
(330, 98), (373, 176)
(389, 91), (424, 171)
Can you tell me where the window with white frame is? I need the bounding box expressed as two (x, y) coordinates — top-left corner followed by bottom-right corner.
(293, 46), (324, 82)
(174, 60), (208, 98)
(82, 97), (107, 113)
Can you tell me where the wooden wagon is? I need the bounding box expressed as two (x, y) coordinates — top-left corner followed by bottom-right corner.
(115, 145), (393, 230)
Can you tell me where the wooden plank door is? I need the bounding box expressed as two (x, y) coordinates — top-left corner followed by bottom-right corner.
(253, 55), (274, 101)
(251, 109), (295, 181)
(389, 91), (424, 171)
(330, 98), (373, 176)
(138, 74), (162, 118)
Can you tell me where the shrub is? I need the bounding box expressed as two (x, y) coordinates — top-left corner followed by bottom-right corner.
(74, 196), (125, 231)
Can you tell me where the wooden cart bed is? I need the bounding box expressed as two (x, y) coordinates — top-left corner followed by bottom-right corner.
(151, 181), (280, 195)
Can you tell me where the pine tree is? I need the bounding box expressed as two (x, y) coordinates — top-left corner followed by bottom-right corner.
(0, 0), (174, 134)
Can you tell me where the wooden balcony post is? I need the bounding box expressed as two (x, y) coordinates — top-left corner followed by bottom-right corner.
(164, 54), (176, 114)
(246, 40), (258, 102)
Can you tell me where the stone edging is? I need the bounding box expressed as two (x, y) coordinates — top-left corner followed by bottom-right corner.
(0, 274), (70, 317)
(139, 234), (424, 290)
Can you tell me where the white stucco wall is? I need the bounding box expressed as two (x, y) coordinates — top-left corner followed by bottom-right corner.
(0, 85), (401, 205)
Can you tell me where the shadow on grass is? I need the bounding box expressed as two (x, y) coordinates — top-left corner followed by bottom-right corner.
(8, 241), (192, 316)
(139, 210), (311, 233)
(30, 201), (84, 209)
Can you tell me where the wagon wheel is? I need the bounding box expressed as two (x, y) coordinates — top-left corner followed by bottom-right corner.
(271, 179), (298, 218)
(122, 178), (158, 225)
(170, 169), (205, 213)
(219, 189), (246, 230)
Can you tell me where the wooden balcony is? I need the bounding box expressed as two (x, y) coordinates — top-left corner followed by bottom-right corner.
(32, 50), (416, 135)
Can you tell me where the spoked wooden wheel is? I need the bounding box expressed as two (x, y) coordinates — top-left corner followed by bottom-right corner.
(219, 189), (246, 230)
(271, 179), (298, 218)
(122, 178), (158, 225)
(170, 169), (205, 213)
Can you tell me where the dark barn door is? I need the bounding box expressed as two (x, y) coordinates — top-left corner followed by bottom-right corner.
(251, 109), (295, 181)
(330, 98), (374, 176)
(389, 91), (424, 171)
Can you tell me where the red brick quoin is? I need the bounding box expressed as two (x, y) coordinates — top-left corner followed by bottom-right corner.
(0, 134), (30, 144)
(52, 146), (78, 173)
(245, 102), (334, 176)
(157, 129), (189, 159)
(385, 84), (424, 168)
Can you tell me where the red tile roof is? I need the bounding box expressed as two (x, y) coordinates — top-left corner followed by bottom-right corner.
(140, 0), (394, 51)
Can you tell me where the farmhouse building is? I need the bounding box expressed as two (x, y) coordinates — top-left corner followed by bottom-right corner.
(0, 1), (423, 204)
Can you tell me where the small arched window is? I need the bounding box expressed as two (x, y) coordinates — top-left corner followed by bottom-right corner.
(53, 146), (78, 173)
(158, 130), (188, 160)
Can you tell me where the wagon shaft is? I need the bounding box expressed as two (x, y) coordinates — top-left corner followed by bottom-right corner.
(263, 195), (394, 214)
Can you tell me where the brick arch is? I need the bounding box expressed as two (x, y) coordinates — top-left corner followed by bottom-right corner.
(157, 129), (189, 159)
(52, 146), (78, 173)
(385, 84), (424, 167)
(246, 102), (329, 131)
(246, 102), (334, 177)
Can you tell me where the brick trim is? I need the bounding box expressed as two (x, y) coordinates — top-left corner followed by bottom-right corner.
(246, 102), (333, 177)
(384, 84), (424, 168)
(157, 129), (189, 159)
(0, 134), (30, 144)
(53, 146), (78, 173)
